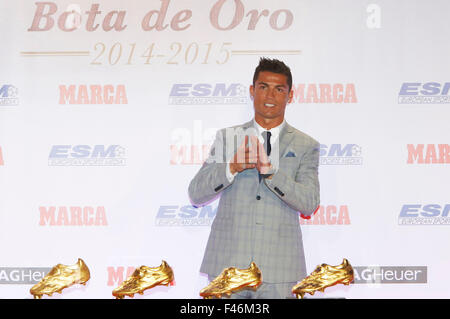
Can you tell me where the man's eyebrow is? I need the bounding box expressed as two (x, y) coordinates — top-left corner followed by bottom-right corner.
(256, 81), (287, 88)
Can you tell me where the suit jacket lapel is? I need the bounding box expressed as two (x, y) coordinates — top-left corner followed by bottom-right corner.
(237, 119), (294, 159)
(278, 122), (295, 159)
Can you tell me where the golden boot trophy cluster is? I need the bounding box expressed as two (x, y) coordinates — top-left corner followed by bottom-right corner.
(29, 258), (353, 298)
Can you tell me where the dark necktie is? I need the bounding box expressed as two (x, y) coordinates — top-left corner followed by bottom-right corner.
(262, 131), (272, 156)
(259, 131), (272, 182)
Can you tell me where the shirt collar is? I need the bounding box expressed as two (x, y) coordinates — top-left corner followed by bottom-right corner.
(253, 118), (285, 141)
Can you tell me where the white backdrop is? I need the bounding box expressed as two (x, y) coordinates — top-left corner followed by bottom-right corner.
(0, 0), (449, 299)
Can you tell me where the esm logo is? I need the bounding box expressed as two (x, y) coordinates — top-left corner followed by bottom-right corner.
(155, 205), (217, 226)
(169, 83), (247, 105)
(48, 145), (126, 166)
(398, 204), (450, 225)
(398, 82), (450, 104)
(0, 85), (19, 106)
(320, 144), (362, 165)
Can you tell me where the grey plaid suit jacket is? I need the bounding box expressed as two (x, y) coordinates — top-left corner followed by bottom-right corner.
(188, 120), (320, 283)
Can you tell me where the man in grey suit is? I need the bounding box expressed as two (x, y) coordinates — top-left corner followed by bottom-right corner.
(189, 58), (320, 298)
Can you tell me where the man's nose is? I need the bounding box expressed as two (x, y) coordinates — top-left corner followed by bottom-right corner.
(266, 87), (276, 98)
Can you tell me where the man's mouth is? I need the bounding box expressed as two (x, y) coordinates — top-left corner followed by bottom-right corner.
(264, 103), (275, 108)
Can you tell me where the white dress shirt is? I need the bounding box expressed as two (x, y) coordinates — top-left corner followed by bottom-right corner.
(226, 119), (285, 182)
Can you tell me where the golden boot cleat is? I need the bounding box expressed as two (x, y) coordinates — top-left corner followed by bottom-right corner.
(30, 258), (90, 299)
(112, 260), (174, 299)
(200, 262), (262, 299)
(292, 258), (354, 299)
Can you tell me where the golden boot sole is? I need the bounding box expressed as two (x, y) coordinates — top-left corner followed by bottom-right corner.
(200, 262), (262, 299)
(292, 258), (354, 299)
(112, 260), (174, 299)
(30, 258), (90, 299)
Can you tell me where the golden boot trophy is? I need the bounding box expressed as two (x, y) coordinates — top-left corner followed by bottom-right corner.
(292, 258), (354, 299)
(200, 262), (262, 299)
(112, 260), (174, 299)
(30, 258), (90, 299)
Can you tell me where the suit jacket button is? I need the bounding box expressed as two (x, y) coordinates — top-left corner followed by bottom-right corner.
(256, 195), (261, 200)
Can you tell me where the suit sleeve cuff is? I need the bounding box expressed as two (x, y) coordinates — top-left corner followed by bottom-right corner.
(264, 167), (285, 196)
(226, 160), (237, 182)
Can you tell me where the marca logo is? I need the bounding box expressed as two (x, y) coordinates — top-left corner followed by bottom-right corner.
(398, 204), (450, 225)
(106, 266), (175, 287)
(0, 268), (51, 284)
(292, 83), (357, 104)
(320, 144), (362, 165)
(0, 146), (4, 166)
(407, 144), (450, 164)
(170, 145), (211, 165)
(48, 145), (126, 166)
(398, 82), (450, 104)
(299, 205), (350, 225)
(169, 83), (248, 105)
(353, 266), (427, 284)
(59, 84), (128, 104)
(107, 266), (135, 286)
(39, 206), (108, 226)
(0, 85), (19, 106)
(170, 120), (217, 165)
(156, 205), (217, 226)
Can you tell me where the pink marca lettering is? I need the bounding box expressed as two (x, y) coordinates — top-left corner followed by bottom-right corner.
(59, 85), (128, 104)
(407, 144), (450, 164)
(293, 84), (357, 103)
(300, 205), (351, 225)
(107, 267), (135, 286)
(39, 206), (108, 226)
(0, 146), (4, 166)
(170, 145), (212, 165)
(106, 267), (176, 286)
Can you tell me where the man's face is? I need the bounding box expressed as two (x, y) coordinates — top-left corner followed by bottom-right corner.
(250, 71), (293, 123)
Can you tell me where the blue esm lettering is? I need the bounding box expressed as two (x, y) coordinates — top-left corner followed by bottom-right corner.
(170, 84), (240, 97)
(399, 83), (450, 95)
(157, 206), (217, 218)
(0, 85), (13, 97)
(400, 204), (450, 217)
(49, 145), (119, 158)
(320, 144), (355, 157)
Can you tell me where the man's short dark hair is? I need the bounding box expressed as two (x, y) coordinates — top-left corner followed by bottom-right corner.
(253, 57), (292, 91)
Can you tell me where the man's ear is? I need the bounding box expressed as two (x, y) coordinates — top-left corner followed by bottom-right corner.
(249, 85), (254, 100)
(287, 89), (294, 103)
